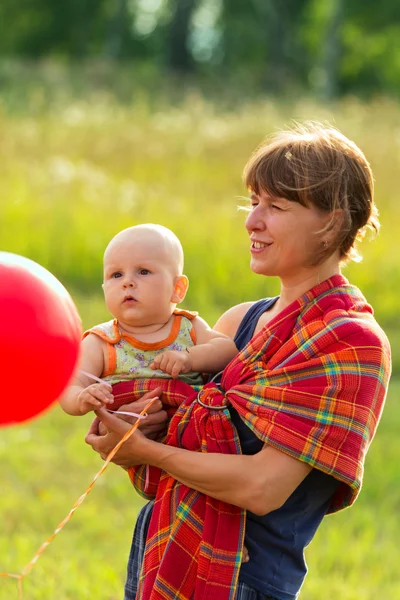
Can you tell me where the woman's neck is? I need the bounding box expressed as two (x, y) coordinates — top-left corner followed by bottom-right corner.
(276, 260), (341, 313)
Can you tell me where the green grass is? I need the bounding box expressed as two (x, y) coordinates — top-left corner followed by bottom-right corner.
(1, 379), (398, 600)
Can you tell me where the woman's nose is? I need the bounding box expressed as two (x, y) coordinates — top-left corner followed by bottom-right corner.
(245, 207), (265, 232)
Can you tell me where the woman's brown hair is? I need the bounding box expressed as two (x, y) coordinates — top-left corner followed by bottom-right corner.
(243, 122), (379, 263)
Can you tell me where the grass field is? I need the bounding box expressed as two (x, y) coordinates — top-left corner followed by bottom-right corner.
(1, 82), (399, 598)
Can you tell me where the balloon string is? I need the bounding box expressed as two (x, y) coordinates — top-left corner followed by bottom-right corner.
(0, 397), (157, 598)
(79, 369), (112, 387)
(79, 370), (147, 420)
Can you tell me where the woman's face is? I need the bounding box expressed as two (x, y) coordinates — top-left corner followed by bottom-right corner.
(245, 190), (333, 283)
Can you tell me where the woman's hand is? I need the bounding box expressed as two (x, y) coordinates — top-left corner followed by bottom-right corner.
(85, 412), (147, 468)
(98, 401), (168, 436)
(85, 388), (167, 468)
(93, 388), (168, 438)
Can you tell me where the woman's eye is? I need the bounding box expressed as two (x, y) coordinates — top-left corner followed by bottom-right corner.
(271, 204), (282, 211)
(138, 269), (150, 275)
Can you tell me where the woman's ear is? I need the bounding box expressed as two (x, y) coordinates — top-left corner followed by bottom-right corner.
(323, 208), (344, 245)
(171, 275), (189, 304)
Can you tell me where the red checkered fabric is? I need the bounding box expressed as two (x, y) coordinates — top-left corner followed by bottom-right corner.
(114, 275), (390, 600)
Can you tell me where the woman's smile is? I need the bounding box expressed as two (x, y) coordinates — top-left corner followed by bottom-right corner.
(250, 239), (273, 253)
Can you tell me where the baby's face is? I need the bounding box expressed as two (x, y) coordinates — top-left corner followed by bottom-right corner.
(102, 230), (181, 328)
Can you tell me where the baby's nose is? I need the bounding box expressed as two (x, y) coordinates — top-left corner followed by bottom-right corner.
(123, 278), (135, 287)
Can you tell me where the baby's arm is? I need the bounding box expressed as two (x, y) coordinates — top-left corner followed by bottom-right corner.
(186, 317), (238, 372)
(151, 316), (238, 378)
(59, 334), (114, 416)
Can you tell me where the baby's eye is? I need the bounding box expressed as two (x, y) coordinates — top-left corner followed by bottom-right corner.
(111, 272), (122, 278)
(138, 269), (151, 275)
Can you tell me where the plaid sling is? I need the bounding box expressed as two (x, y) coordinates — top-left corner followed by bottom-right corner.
(111, 275), (391, 600)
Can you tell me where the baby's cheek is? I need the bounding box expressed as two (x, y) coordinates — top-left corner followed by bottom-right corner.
(98, 421), (108, 436)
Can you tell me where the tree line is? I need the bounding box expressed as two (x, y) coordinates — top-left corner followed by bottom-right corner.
(1, 0), (399, 98)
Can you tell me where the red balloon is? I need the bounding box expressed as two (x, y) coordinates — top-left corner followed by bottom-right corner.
(0, 252), (82, 426)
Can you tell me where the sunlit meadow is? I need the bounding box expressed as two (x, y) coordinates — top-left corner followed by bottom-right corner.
(1, 78), (399, 599)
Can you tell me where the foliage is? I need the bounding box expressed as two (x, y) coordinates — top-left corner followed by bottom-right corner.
(0, 0), (399, 96)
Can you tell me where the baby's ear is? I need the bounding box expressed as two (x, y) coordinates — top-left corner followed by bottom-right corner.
(171, 275), (189, 304)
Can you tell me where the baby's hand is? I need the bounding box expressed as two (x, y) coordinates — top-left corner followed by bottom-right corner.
(151, 350), (192, 379)
(242, 545), (250, 563)
(77, 383), (114, 415)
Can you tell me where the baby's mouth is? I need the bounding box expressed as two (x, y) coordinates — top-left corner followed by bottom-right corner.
(123, 295), (137, 303)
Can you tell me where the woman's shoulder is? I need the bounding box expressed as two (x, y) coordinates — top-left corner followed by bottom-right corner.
(213, 301), (261, 337)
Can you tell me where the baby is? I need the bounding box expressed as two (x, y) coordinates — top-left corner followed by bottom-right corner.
(60, 224), (238, 417)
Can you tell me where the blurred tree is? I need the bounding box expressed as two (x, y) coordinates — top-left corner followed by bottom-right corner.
(218, 0), (265, 86)
(0, 0), (399, 96)
(0, 0), (108, 57)
(167, 0), (199, 73)
(188, 0), (223, 66)
(104, 0), (130, 59)
(319, 0), (344, 99)
(305, 0), (400, 97)
(339, 0), (400, 94)
(260, 0), (310, 92)
(220, 0), (311, 92)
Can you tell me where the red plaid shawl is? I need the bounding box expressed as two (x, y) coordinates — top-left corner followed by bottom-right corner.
(112, 275), (391, 600)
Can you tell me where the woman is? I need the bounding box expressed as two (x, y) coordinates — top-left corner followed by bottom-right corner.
(86, 122), (391, 600)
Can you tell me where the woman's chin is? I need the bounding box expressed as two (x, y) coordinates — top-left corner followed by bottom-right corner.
(250, 260), (276, 277)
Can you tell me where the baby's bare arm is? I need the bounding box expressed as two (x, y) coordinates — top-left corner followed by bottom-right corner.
(59, 334), (113, 416)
